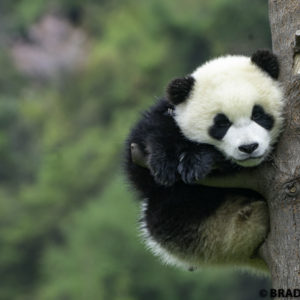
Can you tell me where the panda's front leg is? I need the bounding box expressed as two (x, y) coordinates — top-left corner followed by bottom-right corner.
(147, 139), (179, 186)
(177, 145), (220, 184)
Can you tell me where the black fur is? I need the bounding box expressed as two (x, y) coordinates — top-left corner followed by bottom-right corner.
(251, 50), (279, 79)
(177, 146), (216, 184)
(125, 99), (229, 188)
(166, 76), (195, 105)
(251, 105), (274, 130)
(123, 99), (255, 259)
(209, 113), (232, 140)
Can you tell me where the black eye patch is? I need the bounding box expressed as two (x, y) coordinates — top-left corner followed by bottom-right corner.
(251, 105), (274, 130)
(209, 113), (232, 140)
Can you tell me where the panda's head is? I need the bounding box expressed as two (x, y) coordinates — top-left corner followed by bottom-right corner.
(167, 50), (284, 167)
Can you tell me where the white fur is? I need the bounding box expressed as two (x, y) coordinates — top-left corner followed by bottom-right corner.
(139, 201), (190, 269)
(174, 55), (284, 165)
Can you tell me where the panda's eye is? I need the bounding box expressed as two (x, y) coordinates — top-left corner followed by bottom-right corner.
(251, 105), (274, 130)
(252, 113), (261, 120)
(209, 113), (231, 140)
(214, 114), (231, 128)
(251, 105), (264, 120)
(216, 119), (231, 127)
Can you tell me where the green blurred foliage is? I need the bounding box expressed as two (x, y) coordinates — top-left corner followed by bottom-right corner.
(0, 0), (272, 299)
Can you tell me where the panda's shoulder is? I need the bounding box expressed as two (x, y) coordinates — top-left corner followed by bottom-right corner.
(141, 98), (177, 128)
(145, 98), (174, 116)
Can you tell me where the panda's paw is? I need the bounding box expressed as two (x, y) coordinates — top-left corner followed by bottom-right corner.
(178, 152), (213, 184)
(149, 155), (178, 186)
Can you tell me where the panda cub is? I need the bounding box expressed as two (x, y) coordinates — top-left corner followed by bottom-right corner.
(124, 50), (284, 271)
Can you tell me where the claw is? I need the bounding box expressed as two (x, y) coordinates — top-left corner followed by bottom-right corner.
(179, 153), (186, 162)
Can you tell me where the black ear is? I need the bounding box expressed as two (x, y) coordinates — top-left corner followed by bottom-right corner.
(166, 76), (195, 105)
(251, 50), (279, 79)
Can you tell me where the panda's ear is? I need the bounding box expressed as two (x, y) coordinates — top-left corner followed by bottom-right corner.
(251, 50), (279, 79)
(166, 76), (195, 105)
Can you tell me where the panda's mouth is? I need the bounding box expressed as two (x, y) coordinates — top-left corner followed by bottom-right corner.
(234, 155), (264, 167)
(236, 155), (264, 162)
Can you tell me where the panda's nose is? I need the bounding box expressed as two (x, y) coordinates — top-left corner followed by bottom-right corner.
(238, 143), (259, 154)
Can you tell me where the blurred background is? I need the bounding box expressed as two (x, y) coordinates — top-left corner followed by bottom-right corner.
(0, 0), (273, 299)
